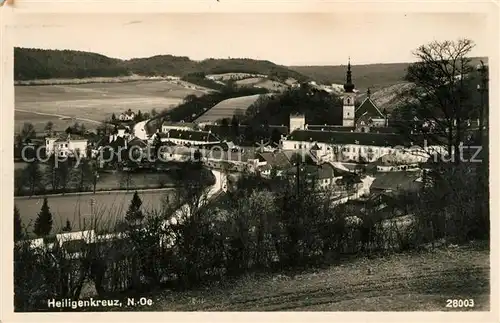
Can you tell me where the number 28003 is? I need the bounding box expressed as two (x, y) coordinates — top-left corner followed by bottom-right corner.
(446, 299), (474, 308)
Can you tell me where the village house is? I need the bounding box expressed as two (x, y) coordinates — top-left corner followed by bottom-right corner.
(119, 110), (135, 121)
(369, 171), (423, 195)
(255, 151), (292, 177)
(158, 145), (196, 162)
(283, 163), (342, 190)
(45, 133), (89, 158)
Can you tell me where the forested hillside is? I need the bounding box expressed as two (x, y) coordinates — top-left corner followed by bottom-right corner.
(14, 48), (130, 80)
(14, 48), (308, 82)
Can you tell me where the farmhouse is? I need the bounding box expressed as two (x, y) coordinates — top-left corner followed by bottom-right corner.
(119, 110), (135, 121)
(45, 133), (89, 158)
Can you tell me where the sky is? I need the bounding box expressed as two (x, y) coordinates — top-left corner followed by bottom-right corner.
(12, 13), (491, 66)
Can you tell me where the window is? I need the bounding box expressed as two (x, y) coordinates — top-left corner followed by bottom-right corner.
(294, 144), (297, 149)
(65, 144), (68, 148)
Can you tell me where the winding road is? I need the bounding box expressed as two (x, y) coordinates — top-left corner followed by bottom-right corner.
(133, 119), (150, 140)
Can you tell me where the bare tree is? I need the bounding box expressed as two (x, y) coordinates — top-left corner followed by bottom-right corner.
(400, 39), (477, 162)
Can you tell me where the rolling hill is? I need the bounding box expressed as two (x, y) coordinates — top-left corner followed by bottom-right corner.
(14, 48), (309, 83)
(289, 57), (487, 90)
(289, 63), (411, 89)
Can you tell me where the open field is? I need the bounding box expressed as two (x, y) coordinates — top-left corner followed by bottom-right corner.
(15, 80), (207, 133)
(236, 77), (287, 92)
(128, 244), (489, 311)
(195, 94), (265, 123)
(15, 163), (175, 194)
(206, 73), (267, 81)
(14, 189), (175, 234)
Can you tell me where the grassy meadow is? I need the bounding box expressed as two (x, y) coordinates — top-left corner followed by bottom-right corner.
(195, 94), (266, 123)
(14, 80), (206, 133)
(14, 189), (175, 235)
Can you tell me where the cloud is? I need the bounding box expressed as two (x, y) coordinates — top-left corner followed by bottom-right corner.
(124, 20), (143, 26)
(12, 24), (63, 29)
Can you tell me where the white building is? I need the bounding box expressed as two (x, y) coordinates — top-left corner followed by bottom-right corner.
(158, 146), (195, 162)
(119, 110), (135, 121)
(153, 129), (221, 146)
(280, 127), (443, 164)
(161, 121), (195, 133)
(45, 134), (88, 158)
(289, 114), (306, 132)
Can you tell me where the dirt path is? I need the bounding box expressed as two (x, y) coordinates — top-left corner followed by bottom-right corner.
(144, 244), (489, 311)
(15, 108), (103, 125)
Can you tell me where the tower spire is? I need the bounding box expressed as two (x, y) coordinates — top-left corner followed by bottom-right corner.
(343, 57), (355, 93)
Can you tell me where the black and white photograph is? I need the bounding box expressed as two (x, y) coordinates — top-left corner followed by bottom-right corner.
(2, 2), (497, 317)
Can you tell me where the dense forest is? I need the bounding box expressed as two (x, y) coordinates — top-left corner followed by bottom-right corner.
(14, 48), (130, 80)
(14, 48), (308, 82)
(241, 84), (344, 127)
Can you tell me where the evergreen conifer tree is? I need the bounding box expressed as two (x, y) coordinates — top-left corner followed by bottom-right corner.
(14, 205), (23, 241)
(125, 191), (143, 223)
(33, 198), (53, 237)
(62, 219), (72, 232)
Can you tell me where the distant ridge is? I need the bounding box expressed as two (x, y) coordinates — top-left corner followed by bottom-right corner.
(289, 57), (488, 89)
(14, 47), (308, 82)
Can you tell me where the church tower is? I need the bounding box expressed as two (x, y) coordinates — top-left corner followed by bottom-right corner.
(342, 58), (356, 127)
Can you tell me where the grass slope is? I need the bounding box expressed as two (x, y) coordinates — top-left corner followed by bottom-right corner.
(152, 245), (488, 311)
(195, 94), (265, 123)
(14, 81), (202, 133)
(85, 243), (489, 311)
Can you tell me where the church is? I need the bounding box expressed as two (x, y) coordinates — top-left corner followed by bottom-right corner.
(289, 59), (388, 133)
(341, 59), (388, 129)
(281, 60), (433, 163)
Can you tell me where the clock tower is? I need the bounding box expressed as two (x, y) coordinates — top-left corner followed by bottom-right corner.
(342, 58), (356, 127)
